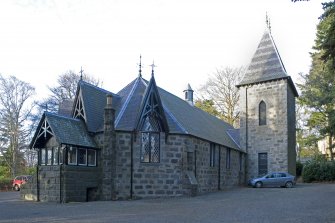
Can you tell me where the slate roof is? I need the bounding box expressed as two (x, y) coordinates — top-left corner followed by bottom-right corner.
(115, 77), (147, 130)
(226, 129), (240, 149)
(237, 29), (298, 96)
(75, 81), (120, 132)
(159, 88), (241, 150)
(111, 76), (241, 151)
(31, 76), (241, 151)
(238, 30), (287, 86)
(31, 112), (97, 149)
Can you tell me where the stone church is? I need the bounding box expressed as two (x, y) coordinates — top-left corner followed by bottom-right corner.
(22, 27), (297, 202)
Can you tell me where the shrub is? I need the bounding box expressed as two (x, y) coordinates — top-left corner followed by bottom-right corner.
(296, 161), (303, 177)
(0, 178), (12, 191)
(302, 159), (335, 182)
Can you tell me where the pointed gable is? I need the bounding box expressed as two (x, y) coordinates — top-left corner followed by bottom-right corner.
(30, 112), (97, 149)
(114, 77), (148, 130)
(135, 76), (169, 132)
(72, 81), (120, 132)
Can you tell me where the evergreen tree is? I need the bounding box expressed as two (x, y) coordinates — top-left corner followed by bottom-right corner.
(298, 1), (335, 159)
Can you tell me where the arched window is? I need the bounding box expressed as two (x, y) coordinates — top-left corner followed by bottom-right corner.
(259, 101), (267, 126)
(141, 115), (160, 163)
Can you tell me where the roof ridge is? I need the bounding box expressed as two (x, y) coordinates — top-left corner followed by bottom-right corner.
(45, 111), (81, 121)
(226, 129), (241, 149)
(115, 77), (141, 127)
(268, 31), (287, 74)
(79, 80), (118, 96)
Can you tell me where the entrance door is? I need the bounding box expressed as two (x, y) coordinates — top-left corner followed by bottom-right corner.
(258, 153), (268, 176)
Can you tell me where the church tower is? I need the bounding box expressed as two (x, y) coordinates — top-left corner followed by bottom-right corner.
(237, 26), (298, 179)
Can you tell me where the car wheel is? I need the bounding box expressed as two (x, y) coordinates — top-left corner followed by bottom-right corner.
(255, 181), (263, 188)
(14, 184), (20, 191)
(285, 181), (293, 188)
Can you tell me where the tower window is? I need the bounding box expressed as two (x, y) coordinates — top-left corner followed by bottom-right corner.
(259, 101), (267, 126)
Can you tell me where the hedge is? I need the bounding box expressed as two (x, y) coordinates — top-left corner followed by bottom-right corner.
(302, 160), (335, 183)
(0, 178), (12, 191)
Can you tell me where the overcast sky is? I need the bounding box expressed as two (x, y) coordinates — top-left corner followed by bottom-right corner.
(0, 0), (323, 100)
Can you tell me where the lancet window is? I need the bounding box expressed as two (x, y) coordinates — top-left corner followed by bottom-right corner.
(259, 101), (267, 126)
(140, 93), (162, 163)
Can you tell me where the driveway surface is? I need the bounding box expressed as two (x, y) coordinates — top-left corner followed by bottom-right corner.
(0, 183), (335, 223)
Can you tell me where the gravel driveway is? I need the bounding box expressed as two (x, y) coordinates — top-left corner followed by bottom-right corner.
(0, 183), (334, 223)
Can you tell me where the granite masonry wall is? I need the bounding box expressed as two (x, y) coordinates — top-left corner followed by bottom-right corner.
(287, 83), (297, 175)
(22, 131), (245, 202)
(239, 79), (296, 179)
(21, 165), (101, 202)
(112, 132), (245, 199)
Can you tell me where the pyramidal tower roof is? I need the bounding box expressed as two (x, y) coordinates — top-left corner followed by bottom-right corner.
(238, 29), (288, 86)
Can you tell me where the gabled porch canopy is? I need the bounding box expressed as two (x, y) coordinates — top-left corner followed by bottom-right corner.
(30, 112), (97, 149)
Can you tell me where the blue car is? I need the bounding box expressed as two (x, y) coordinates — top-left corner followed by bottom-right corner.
(249, 172), (296, 188)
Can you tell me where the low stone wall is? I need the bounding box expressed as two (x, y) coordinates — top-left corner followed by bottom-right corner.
(62, 166), (101, 202)
(21, 165), (101, 202)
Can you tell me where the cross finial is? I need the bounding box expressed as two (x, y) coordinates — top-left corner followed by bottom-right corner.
(138, 55), (142, 77)
(149, 61), (156, 76)
(266, 12), (271, 33)
(80, 66), (84, 80)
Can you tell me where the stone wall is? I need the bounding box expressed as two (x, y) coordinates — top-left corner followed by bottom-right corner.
(189, 138), (245, 193)
(114, 133), (245, 199)
(114, 132), (132, 199)
(21, 165), (101, 202)
(130, 133), (186, 198)
(239, 79), (294, 180)
(62, 165), (101, 202)
(23, 131), (246, 202)
(287, 83), (297, 175)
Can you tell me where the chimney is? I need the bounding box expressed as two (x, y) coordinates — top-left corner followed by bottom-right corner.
(102, 94), (117, 200)
(183, 84), (194, 106)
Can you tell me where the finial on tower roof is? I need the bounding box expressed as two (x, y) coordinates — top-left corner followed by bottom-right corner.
(266, 12), (272, 33)
(149, 61), (156, 76)
(80, 66), (84, 81)
(138, 55), (142, 77)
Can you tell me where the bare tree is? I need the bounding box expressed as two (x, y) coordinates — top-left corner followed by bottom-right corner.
(38, 70), (101, 114)
(199, 67), (244, 127)
(0, 75), (35, 177)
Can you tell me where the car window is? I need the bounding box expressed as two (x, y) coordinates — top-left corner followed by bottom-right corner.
(279, 173), (286, 177)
